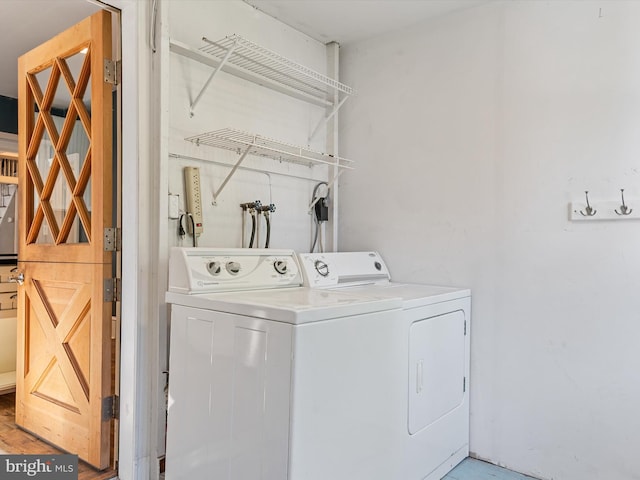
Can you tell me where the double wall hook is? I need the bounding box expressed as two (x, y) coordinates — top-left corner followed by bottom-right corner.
(615, 188), (632, 216)
(580, 191), (597, 217)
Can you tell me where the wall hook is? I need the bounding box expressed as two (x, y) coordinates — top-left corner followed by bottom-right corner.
(615, 188), (632, 216)
(580, 191), (597, 216)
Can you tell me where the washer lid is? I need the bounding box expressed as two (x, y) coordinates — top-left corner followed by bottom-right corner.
(165, 287), (402, 324)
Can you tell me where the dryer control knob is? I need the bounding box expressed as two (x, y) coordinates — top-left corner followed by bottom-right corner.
(273, 260), (288, 275)
(207, 261), (222, 276)
(226, 261), (241, 275)
(314, 260), (329, 277)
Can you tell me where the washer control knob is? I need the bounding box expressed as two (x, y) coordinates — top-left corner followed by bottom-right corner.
(207, 261), (222, 276)
(274, 260), (288, 275)
(314, 260), (329, 277)
(226, 261), (241, 275)
(374, 261), (382, 271)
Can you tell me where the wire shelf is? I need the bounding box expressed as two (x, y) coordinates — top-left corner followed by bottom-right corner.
(199, 35), (355, 100)
(185, 128), (354, 169)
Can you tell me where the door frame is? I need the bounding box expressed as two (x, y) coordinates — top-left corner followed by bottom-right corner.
(101, 1), (162, 479)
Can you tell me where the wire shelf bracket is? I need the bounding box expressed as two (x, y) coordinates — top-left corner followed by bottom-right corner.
(189, 37), (239, 116)
(210, 144), (251, 205)
(309, 95), (349, 143)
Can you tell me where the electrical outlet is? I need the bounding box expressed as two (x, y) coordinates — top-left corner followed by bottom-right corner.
(168, 194), (180, 219)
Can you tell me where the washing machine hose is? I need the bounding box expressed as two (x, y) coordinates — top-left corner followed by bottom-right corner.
(249, 210), (257, 248)
(264, 212), (271, 248)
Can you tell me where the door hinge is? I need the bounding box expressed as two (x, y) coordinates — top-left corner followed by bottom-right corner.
(102, 395), (120, 420)
(104, 227), (121, 252)
(464, 320), (467, 335)
(104, 59), (121, 85)
(104, 278), (121, 302)
(463, 377), (467, 393)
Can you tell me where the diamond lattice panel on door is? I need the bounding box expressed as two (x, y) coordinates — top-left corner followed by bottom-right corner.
(26, 48), (93, 246)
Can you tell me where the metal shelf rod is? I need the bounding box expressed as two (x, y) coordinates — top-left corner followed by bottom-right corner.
(186, 129), (354, 169)
(168, 152), (329, 183)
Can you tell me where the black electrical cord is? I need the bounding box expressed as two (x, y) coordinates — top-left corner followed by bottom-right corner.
(178, 214), (186, 238)
(187, 214), (196, 247)
(178, 213), (196, 247)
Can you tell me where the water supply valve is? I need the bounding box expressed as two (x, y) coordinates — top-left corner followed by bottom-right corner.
(240, 200), (262, 212)
(260, 203), (276, 213)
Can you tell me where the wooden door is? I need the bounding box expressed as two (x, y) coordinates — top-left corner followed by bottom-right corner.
(16, 10), (114, 469)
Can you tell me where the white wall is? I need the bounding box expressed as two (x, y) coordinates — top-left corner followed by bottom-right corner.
(339, 2), (640, 479)
(166, 0), (332, 252)
(156, 0), (338, 471)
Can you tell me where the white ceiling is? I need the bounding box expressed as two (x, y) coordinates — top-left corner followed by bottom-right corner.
(243, 0), (488, 45)
(0, 0), (487, 101)
(0, 0), (101, 100)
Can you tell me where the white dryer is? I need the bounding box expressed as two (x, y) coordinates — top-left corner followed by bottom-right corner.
(164, 247), (405, 480)
(297, 251), (471, 480)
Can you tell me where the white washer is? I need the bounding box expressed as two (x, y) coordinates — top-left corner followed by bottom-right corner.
(297, 251), (471, 480)
(164, 247), (405, 480)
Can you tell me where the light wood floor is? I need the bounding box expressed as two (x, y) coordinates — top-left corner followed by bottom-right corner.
(0, 392), (117, 480)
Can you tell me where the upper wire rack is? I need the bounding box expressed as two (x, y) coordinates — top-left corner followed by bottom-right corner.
(199, 35), (355, 100)
(185, 128), (354, 169)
